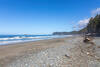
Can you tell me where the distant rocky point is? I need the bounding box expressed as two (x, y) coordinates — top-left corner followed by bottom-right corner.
(52, 31), (79, 35)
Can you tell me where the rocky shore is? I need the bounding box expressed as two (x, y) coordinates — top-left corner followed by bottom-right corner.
(0, 36), (100, 67)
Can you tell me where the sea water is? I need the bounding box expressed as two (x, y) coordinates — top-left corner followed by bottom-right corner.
(0, 34), (72, 45)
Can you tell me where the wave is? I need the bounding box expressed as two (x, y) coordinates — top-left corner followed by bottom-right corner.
(0, 37), (38, 41)
(0, 35), (53, 41)
(0, 35), (72, 45)
(0, 37), (21, 40)
(0, 35), (72, 41)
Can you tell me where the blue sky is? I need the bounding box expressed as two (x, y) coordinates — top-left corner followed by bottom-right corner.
(0, 0), (100, 34)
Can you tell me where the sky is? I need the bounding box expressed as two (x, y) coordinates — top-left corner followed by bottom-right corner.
(0, 0), (100, 34)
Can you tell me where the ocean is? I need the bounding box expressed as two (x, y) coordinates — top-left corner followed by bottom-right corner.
(0, 34), (71, 45)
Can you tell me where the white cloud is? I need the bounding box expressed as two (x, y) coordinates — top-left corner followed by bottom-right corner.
(77, 18), (90, 29)
(74, 8), (100, 31)
(91, 8), (100, 16)
(78, 8), (100, 27)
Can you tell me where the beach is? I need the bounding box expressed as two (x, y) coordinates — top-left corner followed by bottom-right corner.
(0, 36), (100, 67)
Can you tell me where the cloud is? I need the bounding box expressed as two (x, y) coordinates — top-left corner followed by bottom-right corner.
(79, 8), (100, 27)
(77, 18), (90, 29)
(74, 8), (100, 31)
(91, 8), (100, 16)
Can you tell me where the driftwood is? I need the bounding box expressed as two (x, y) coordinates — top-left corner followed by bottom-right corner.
(83, 35), (94, 43)
(83, 37), (91, 42)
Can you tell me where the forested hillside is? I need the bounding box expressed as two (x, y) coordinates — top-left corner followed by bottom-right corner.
(53, 14), (100, 35)
(86, 14), (100, 33)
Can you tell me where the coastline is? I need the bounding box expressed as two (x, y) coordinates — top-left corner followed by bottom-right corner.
(0, 35), (70, 45)
(0, 36), (72, 67)
(0, 36), (100, 67)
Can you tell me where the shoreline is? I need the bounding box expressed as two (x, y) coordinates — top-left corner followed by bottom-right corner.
(0, 36), (68, 46)
(0, 36), (100, 67)
(0, 35), (71, 46)
(0, 36), (73, 67)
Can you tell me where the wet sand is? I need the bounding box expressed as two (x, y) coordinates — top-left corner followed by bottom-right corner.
(0, 36), (100, 67)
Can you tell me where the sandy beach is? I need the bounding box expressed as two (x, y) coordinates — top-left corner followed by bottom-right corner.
(0, 36), (100, 67)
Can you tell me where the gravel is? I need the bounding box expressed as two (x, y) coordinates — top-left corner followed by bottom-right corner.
(5, 37), (100, 67)
(7, 43), (75, 67)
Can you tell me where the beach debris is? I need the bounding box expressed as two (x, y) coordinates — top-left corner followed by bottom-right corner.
(86, 52), (90, 55)
(86, 52), (94, 57)
(64, 54), (71, 58)
(83, 35), (94, 43)
(96, 58), (100, 62)
(97, 46), (100, 48)
(83, 37), (91, 43)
